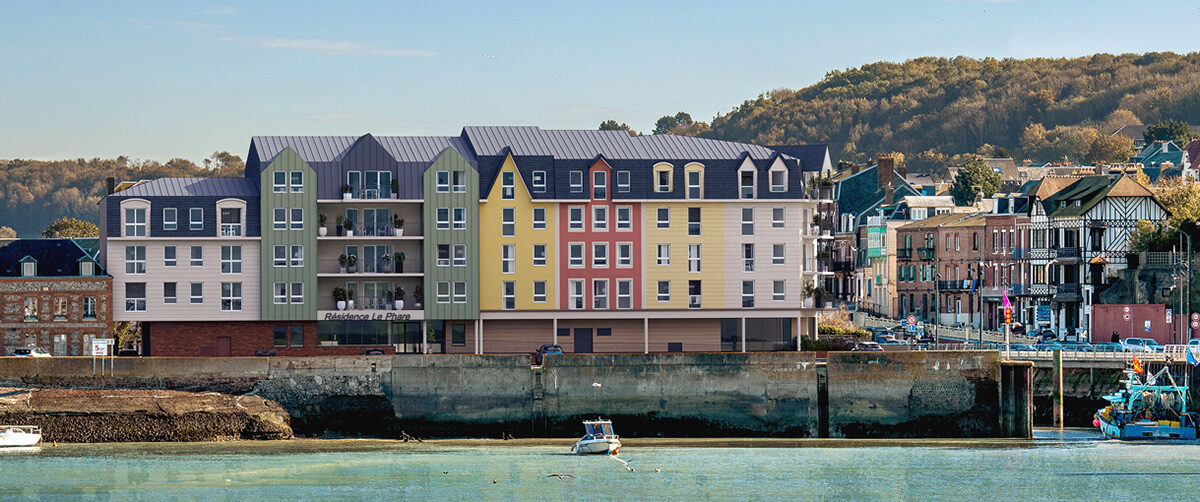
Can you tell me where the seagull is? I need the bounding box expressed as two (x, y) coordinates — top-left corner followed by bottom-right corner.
(442, 471), (448, 475)
(547, 473), (575, 480)
(653, 468), (661, 473)
(492, 480), (498, 484)
(592, 382), (602, 388)
(484, 54), (496, 59)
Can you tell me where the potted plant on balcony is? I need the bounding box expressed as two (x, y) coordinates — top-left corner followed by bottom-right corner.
(393, 215), (405, 236)
(803, 283), (816, 308)
(338, 254), (348, 274)
(394, 285), (404, 310)
(333, 287), (347, 311)
(385, 290), (394, 310)
(344, 219), (355, 237)
(413, 285), (423, 309)
(319, 213), (328, 237)
(394, 251), (406, 273)
(390, 179), (399, 199)
(346, 288), (356, 309)
(380, 253), (392, 272)
(342, 184), (353, 200)
(347, 254), (358, 273)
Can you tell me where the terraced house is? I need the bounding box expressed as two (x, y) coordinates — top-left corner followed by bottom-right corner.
(101, 127), (830, 356)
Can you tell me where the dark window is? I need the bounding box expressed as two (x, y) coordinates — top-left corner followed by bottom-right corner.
(688, 207), (701, 236)
(451, 324), (466, 347)
(667, 342), (683, 353)
(597, 328), (612, 337)
(273, 326), (287, 347)
(290, 326), (304, 347)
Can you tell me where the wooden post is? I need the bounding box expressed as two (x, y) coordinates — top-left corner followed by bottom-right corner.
(1053, 348), (1064, 429)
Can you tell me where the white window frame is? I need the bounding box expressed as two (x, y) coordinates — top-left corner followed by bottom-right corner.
(592, 206), (608, 231)
(657, 243), (670, 266)
(742, 280), (755, 308)
(190, 245), (203, 267)
(190, 282), (203, 304)
(164, 283), (177, 304)
(531, 171), (546, 193)
(656, 207), (669, 229)
(616, 171), (631, 193)
(125, 283), (147, 312)
(533, 281), (547, 303)
(274, 282), (287, 304)
(436, 208), (450, 230)
(569, 171), (584, 193)
(190, 208), (203, 231)
(568, 206), (584, 231)
(273, 171), (287, 193)
(436, 281), (451, 304)
(741, 208), (754, 236)
(688, 244), (701, 273)
(686, 170), (702, 199)
(125, 245), (146, 275)
(125, 207), (147, 236)
(501, 171), (515, 200)
(274, 245), (286, 267)
(592, 242), (608, 268)
(437, 244), (450, 267)
(436, 171), (450, 193)
(617, 279), (632, 309)
(452, 170), (466, 193)
(739, 165), (757, 199)
(773, 280), (786, 301)
(769, 167), (787, 192)
(743, 243), (754, 272)
(568, 279), (584, 309)
(569, 243), (584, 268)
(453, 208), (466, 230)
(290, 245), (303, 267)
(592, 170), (607, 200)
(772, 244), (785, 265)
(290, 171), (304, 193)
(221, 282), (242, 312)
(533, 244), (547, 266)
(532, 207), (546, 230)
(772, 208), (785, 228)
(220, 245), (242, 274)
(290, 208), (303, 230)
(453, 244), (467, 267)
(501, 208), (515, 236)
(502, 244), (515, 274)
(616, 206), (632, 231)
(688, 207), (701, 236)
(452, 281), (467, 304)
(502, 281), (515, 310)
(290, 282), (304, 304)
(162, 208), (176, 231)
(273, 208), (287, 230)
(616, 242), (632, 268)
(592, 279), (608, 310)
(657, 280), (670, 303)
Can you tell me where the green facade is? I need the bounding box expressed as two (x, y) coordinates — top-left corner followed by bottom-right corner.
(422, 147), (480, 320)
(260, 148), (318, 320)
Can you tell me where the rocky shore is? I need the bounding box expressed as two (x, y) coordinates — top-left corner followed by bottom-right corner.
(0, 387), (293, 442)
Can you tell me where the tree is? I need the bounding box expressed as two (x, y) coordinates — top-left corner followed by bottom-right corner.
(1129, 220), (1178, 252)
(599, 120), (638, 136)
(1085, 134), (1135, 164)
(949, 157), (1000, 205)
(41, 217), (98, 238)
(0, 226), (15, 238)
(203, 151), (245, 176)
(652, 112), (694, 135)
(113, 321), (140, 350)
(1144, 119), (1198, 146)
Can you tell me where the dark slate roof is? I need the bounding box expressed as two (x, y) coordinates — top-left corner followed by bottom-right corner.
(1133, 141), (1184, 171)
(834, 164), (920, 224)
(252, 135), (476, 164)
(768, 145), (830, 172)
(463, 126), (790, 161)
(114, 177), (258, 198)
(0, 239), (104, 277)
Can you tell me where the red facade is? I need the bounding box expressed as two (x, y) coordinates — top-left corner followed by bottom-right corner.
(557, 159), (643, 311)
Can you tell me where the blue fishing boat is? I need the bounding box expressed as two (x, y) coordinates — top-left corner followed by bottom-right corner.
(1094, 362), (1198, 440)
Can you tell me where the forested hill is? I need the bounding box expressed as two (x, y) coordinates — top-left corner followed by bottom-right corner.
(696, 52), (1200, 168)
(0, 153), (242, 237)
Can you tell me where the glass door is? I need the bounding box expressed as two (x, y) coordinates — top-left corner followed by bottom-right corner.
(347, 171), (362, 198)
(364, 172), (380, 199)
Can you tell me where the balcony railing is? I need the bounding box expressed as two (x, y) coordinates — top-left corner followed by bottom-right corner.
(1056, 247), (1081, 260)
(318, 258), (422, 275)
(1029, 284), (1055, 296)
(896, 248), (913, 260)
(833, 261), (854, 272)
(220, 223), (243, 237)
(1055, 283), (1081, 296)
(919, 247), (936, 260)
(937, 280), (972, 291)
(340, 188), (397, 200)
(1011, 247), (1029, 259)
(689, 295), (701, 309)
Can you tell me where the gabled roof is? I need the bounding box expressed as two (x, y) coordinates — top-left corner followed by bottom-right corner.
(901, 195), (955, 208)
(0, 239), (104, 277)
(1043, 175), (1154, 217)
(112, 177), (258, 198)
(942, 212), (987, 228)
(834, 164), (920, 223)
(1025, 175), (1087, 200)
(251, 135), (477, 165)
(1133, 141), (1184, 169)
(463, 126), (789, 161)
(767, 145), (831, 172)
(898, 212), (969, 230)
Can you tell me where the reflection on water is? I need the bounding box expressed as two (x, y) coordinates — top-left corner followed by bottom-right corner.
(4, 429), (1200, 500)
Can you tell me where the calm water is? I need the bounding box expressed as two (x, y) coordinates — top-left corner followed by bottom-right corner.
(4, 430), (1200, 500)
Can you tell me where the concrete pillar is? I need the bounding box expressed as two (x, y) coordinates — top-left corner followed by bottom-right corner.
(477, 319), (484, 355)
(1052, 349), (1064, 428)
(552, 318), (558, 345)
(421, 320), (427, 354)
(794, 317), (801, 351)
(643, 318), (649, 354)
(741, 317), (747, 353)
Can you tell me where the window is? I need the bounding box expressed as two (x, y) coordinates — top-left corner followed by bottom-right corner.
(221, 282), (242, 311)
(616, 206), (631, 231)
(741, 208), (754, 235)
(657, 280), (670, 302)
(125, 207), (146, 236)
(688, 244), (701, 272)
(740, 169), (756, 199)
(436, 281), (450, 304)
(450, 324), (466, 347)
(190, 246), (203, 267)
(569, 243), (584, 267)
(80, 261), (94, 276)
(83, 297), (97, 319)
(453, 281), (467, 303)
(568, 207), (584, 230)
(502, 281), (515, 309)
(52, 298), (67, 321)
(592, 171), (607, 200)
(274, 282), (287, 304)
(531, 171), (546, 193)
(502, 245), (515, 273)
(125, 283), (146, 312)
(452, 171), (466, 193)
(569, 171), (584, 193)
(501, 171), (515, 200)
(742, 280), (755, 307)
(453, 244), (467, 267)
(190, 282), (203, 304)
(616, 243), (632, 267)
(743, 243), (754, 272)
(436, 208), (450, 230)
(190, 208), (203, 231)
(533, 244), (546, 266)
(657, 244), (670, 266)
(220, 207), (242, 236)
(274, 245), (287, 267)
(533, 281), (547, 303)
(688, 207), (701, 236)
(592, 206), (608, 231)
(125, 245), (146, 274)
(290, 171), (303, 192)
(162, 208), (176, 231)
(273, 171), (287, 192)
(273, 325), (300, 347)
(453, 208), (466, 230)
(23, 297), (38, 320)
(437, 245), (450, 267)
(772, 244), (785, 265)
(657, 208), (669, 229)
(274, 208), (287, 230)
(436, 171), (450, 192)
(617, 279), (632, 309)
(569, 280), (584, 309)
(772, 208), (785, 228)
(972, 232), (978, 251)
(770, 168), (786, 192)
(532, 207), (546, 229)
(593, 242), (608, 268)
(162, 282), (179, 304)
(290, 208), (303, 230)
(593, 279), (608, 309)
(773, 280), (786, 301)
(221, 245), (242, 274)
(687, 170), (702, 199)
(501, 208), (515, 236)
(617, 171), (631, 193)
(655, 167), (671, 192)
(290, 282), (304, 304)
(290, 245), (303, 267)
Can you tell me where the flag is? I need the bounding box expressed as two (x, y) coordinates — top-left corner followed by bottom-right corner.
(1002, 291), (1011, 310)
(1189, 348), (1199, 367)
(1132, 355), (1144, 374)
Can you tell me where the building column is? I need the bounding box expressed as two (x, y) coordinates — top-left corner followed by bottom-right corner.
(421, 320), (427, 354)
(741, 317), (747, 353)
(794, 317), (801, 351)
(477, 319), (484, 355)
(643, 318), (649, 354)
(552, 318), (558, 345)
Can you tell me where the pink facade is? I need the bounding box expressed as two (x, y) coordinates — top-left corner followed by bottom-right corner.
(557, 159), (643, 311)
(1091, 304), (1179, 345)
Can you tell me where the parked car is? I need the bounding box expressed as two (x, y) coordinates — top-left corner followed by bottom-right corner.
(1188, 339), (1200, 348)
(11, 347), (50, 357)
(1063, 342), (1094, 352)
(1010, 324), (1026, 337)
(534, 344), (563, 365)
(851, 341), (884, 352)
(1035, 341), (1064, 351)
(1008, 343), (1036, 351)
(1093, 342), (1124, 352)
(253, 349), (277, 357)
(360, 348), (386, 355)
(1121, 338), (1162, 353)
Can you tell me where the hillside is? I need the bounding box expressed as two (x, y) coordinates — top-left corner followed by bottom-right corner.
(696, 52), (1200, 169)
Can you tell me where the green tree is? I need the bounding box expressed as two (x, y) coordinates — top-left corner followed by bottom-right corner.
(1129, 220), (1178, 252)
(1143, 119), (1198, 146)
(599, 120), (638, 136)
(203, 150), (245, 176)
(652, 112), (694, 135)
(113, 321), (140, 349)
(0, 226), (15, 238)
(949, 157), (1000, 205)
(1085, 134), (1135, 164)
(41, 217), (98, 238)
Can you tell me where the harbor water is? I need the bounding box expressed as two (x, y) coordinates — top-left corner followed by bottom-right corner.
(4, 429), (1200, 500)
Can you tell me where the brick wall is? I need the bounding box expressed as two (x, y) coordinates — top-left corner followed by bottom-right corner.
(147, 321), (394, 357)
(0, 276), (112, 356)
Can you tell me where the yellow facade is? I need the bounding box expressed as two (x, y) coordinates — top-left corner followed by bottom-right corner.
(641, 202), (726, 309)
(479, 154), (558, 310)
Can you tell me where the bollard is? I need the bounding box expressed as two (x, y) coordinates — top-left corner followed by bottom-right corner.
(1052, 349), (1064, 429)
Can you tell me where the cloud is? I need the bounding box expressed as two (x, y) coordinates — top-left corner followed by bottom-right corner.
(257, 37), (436, 57)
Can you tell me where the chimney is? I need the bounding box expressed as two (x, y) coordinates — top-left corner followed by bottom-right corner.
(851, 163), (860, 174)
(878, 154), (895, 192)
(886, 186), (895, 205)
(1163, 141), (1170, 154)
(106, 177), (116, 195)
(897, 159), (907, 179)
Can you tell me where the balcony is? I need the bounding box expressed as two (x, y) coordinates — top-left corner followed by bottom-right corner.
(1055, 247), (1081, 263)
(317, 258), (423, 277)
(1030, 248), (1054, 260)
(808, 186), (834, 201)
(1054, 283), (1081, 301)
(1010, 283), (1031, 295)
(937, 280), (972, 291)
(896, 248), (913, 260)
(1029, 284), (1055, 296)
(919, 247), (936, 260)
(1011, 247), (1029, 259)
(689, 295), (702, 309)
(220, 224), (243, 237)
(832, 260), (854, 272)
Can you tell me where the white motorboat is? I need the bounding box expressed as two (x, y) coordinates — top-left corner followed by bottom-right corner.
(0, 426), (41, 447)
(572, 419), (620, 455)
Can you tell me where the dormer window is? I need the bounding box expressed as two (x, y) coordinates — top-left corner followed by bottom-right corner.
(124, 207), (146, 237)
(21, 260), (35, 277)
(501, 171), (515, 200)
(685, 164), (704, 199)
(616, 171), (631, 193)
(80, 261), (94, 276)
(653, 164), (673, 193)
(740, 170), (756, 199)
(220, 208), (243, 237)
(592, 171), (607, 200)
(769, 167), (787, 192)
(190, 208), (203, 231)
(569, 171), (584, 193)
(163, 208), (177, 231)
(1074, 200), (1081, 207)
(531, 171), (546, 193)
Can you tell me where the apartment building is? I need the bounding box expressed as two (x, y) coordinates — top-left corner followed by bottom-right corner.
(101, 128), (830, 356)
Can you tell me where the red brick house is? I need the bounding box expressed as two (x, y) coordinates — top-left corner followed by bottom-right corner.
(0, 239), (112, 355)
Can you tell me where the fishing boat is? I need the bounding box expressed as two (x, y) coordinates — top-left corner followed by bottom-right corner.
(0, 426), (42, 447)
(571, 419), (620, 455)
(1094, 362), (1198, 440)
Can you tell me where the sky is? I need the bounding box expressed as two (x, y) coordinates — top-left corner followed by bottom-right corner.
(1, 0), (1197, 162)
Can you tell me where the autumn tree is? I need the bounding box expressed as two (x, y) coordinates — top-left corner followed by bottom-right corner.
(41, 217), (98, 238)
(1144, 119), (1198, 146)
(949, 157), (1000, 205)
(0, 226), (15, 238)
(1085, 134), (1135, 164)
(599, 120), (639, 136)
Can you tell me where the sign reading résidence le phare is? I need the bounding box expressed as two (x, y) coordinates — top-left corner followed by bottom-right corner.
(322, 312), (414, 321)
